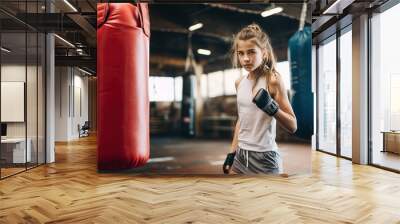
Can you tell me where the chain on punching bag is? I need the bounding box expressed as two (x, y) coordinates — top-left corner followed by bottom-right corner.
(288, 2), (313, 140)
(97, 3), (150, 170)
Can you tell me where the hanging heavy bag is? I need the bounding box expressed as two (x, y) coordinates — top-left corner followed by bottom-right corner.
(288, 2), (313, 140)
(97, 3), (150, 170)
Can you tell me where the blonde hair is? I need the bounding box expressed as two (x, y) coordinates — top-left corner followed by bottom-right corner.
(231, 23), (278, 90)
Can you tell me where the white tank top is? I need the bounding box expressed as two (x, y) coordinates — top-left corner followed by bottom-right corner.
(237, 74), (278, 152)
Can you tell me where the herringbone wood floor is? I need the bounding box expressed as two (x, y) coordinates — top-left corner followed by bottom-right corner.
(1, 135), (400, 223)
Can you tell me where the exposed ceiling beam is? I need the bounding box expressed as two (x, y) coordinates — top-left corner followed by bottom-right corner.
(85, 0), (96, 12)
(51, 0), (96, 47)
(67, 13), (96, 47)
(152, 27), (232, 43)
(55, 55), (95, 68)
(151, 55), (188, 68)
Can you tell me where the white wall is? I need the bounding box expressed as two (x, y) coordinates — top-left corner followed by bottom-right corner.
(55, 66), (70, 141)
(71, 72), (89, 138)
(1, 65), (26, 81)
(1, 63), (46, 164)
(55, 67), (89, 141)
(1, 65), (39, 137)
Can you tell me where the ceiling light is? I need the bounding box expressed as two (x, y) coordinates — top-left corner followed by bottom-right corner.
(188, 23), (203, 31)
(78, 67), (93, 76)
(63, 0), (78, 12)
(1, 47), (11, 53)
(261, 7), (283, 17)
(197, 49), (211, 56)
(54, 34), (75, 48)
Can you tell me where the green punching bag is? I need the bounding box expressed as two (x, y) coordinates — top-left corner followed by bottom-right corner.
(288, 2), (313, 140)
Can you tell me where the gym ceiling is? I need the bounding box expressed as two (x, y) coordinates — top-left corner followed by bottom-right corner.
(0, 1), (312, 76)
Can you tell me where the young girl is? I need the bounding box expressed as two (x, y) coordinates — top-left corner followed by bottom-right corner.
(223, 24), (297, 175)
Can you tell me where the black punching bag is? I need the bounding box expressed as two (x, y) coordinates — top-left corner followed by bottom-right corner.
(181, 75), (196, 137)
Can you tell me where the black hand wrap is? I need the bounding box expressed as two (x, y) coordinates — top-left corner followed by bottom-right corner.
(252, 88), (279, 116)
(223, 152), (236, 174)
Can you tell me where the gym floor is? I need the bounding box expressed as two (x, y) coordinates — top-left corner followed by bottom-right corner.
(131, 137), (311, 175)
(0, 134), (400, 223)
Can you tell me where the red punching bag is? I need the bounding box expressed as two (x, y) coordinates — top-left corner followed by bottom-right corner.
(97, 3), (150, 170)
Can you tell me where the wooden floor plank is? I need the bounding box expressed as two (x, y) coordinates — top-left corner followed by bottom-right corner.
(0, 135), (399, 223)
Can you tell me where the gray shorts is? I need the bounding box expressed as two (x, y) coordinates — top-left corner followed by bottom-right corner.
(232, 148), (283, 175)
